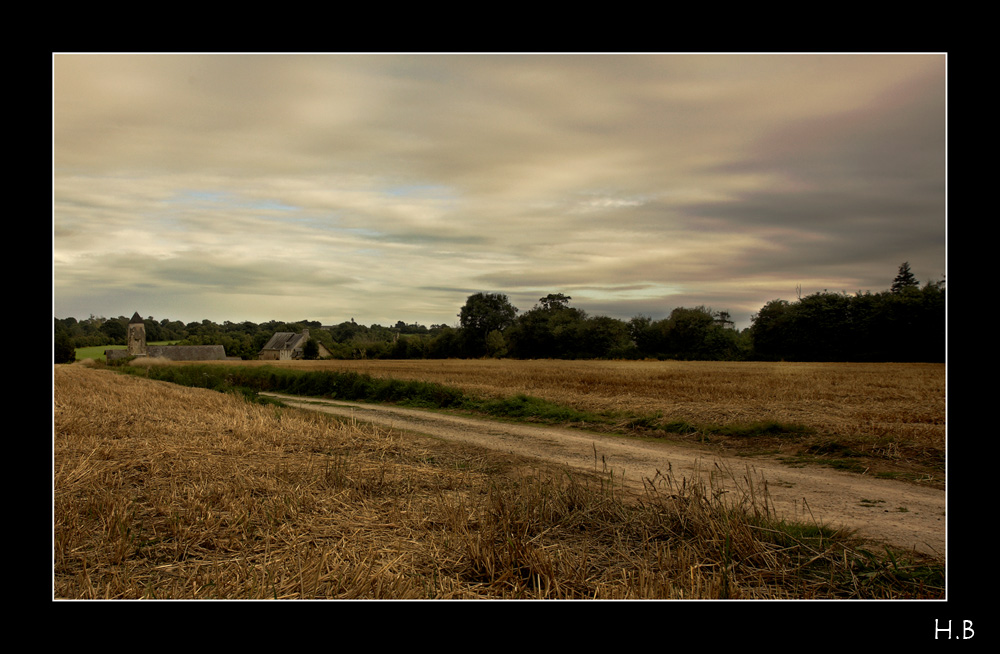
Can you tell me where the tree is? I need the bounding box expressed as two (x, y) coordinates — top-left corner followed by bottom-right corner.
(891, 262), (919, 294)
(506, 294), (589, 358)
(458, 293), (518, 357)
(749, 299), (791, 360)
(579, 315), (632, 358)
(714, 310), (735, 330)
(54, 331), (76, 364)
(485, 330), (508, 358)
(537, 293), (572, 311)
(99, 318), (127, 345)
(662, 306), (717, 359)
(302, 339), (320, 360)
(788, 292), (852, 360)
(426, 326), (460, 358)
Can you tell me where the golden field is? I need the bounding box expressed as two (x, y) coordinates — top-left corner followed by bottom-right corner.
(211, 359), (946, 483)
(54, 362), (945, 599)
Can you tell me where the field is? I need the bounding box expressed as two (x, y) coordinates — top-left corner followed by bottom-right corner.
(206, 358), (946, 485)
(54, 359), (945, 599)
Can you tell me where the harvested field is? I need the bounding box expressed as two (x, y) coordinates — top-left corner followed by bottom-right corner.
(209, 359), (943, 433)
(53, 364), (945, 599)
(205, 359), (946, 486)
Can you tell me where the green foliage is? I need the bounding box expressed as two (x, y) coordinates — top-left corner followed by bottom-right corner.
(99, 318), (127, 344)
(302, 339), (320, 360)
(579, 315), (632, 359)
(505, 294), (635, 359)
(54, 331), (76, 364)
(57, 263), (943, 363)
(890, 261), (919, 294)
(537, 293), (572, 311)
(471, 393), (594, 422)
(124, 364), (605, 427)
(485, 330), (508, 358)
(506, 298), (583, 359)
(749, 280), (944, 362)
(125, 365), (818, 442)
(130, 365), (469, 409)
(458, 292), (518, 357)
(634, 417), (811, 440)
(626, 306), (745, 361)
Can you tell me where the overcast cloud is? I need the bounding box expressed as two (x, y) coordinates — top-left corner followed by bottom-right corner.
(53, 53), (946, 330)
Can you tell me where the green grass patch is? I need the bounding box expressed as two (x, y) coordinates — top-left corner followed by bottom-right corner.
(753, 519), (843, 549)
(469, 393), (596, 422)
(636, 417), (812, 441)
(806, 440), (865, 457)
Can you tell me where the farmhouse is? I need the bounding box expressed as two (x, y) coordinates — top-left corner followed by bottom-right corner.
(105, 312), (230, 362)
(258, 328), (329, 360)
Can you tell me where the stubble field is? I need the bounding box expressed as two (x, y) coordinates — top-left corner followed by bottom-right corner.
(215, 358), (946, 485)
(53, 360), (945, 599)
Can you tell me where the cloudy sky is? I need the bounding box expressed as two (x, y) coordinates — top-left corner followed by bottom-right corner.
(53, 53), (946, 330)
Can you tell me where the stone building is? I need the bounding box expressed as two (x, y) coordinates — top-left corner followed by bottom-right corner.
(258, 328), (329, 360)
(105, 312), (229, 362)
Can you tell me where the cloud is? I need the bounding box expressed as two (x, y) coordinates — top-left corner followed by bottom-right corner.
(53, 54), (946, 329)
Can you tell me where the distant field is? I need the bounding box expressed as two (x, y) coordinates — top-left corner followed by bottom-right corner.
(209, 359), (945, 446)
(195, 358), (945, 485)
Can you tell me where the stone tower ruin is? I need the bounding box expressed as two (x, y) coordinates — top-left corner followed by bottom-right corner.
(126, 312), (148, 357)
(106, 311), (228, 362)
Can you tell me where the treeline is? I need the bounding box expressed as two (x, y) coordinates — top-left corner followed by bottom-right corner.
(54, 263), (945, 363)
(53, 314), (456, 361)
(54, 316), (336, 360)
(443, 262), (944, 362)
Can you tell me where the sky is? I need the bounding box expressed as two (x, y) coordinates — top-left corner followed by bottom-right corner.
(53, 53), (946, 331)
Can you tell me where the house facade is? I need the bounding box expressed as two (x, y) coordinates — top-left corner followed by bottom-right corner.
(258, 329), (329, 360)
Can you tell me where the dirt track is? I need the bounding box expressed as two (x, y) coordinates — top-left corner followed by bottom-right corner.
(265, 393), (946, 558)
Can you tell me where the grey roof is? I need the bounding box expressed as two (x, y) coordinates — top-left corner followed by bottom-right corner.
(147, 345), (227, 361)
(260, 331), (307, 352)
(106, 344), (228, 361)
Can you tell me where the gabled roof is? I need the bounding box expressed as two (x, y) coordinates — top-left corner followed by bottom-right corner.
(260, 331), (307, 351)
(130, 312), (144, 324)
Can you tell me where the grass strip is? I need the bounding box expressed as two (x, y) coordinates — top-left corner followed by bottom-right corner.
(120, 363), (813, 441)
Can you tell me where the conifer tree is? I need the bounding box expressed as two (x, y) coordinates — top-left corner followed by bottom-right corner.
(891, 261), (919, 293)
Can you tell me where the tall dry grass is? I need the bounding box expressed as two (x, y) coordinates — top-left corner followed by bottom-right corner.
(54, 364), (943, 599)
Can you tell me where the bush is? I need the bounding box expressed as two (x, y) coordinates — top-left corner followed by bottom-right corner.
(54, 332), (76, 364)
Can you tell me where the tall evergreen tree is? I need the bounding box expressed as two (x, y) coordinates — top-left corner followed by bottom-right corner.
(891, 261), (919, 293)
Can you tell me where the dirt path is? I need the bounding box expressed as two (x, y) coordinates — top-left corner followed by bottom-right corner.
(265, 393), (946, 558)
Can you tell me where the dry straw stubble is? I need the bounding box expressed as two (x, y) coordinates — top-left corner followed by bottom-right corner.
(54, 363), (944, 599)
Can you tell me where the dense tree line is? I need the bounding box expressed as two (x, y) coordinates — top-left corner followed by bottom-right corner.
(749, 269), (945, 362)
(450, 264), (944, 362)
(54, 263), (945, 364)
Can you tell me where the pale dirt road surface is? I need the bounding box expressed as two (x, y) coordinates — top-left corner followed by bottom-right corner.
(265, 393), (946, 558)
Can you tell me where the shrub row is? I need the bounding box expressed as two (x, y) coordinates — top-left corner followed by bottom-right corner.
(124, 364), (809, 438)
